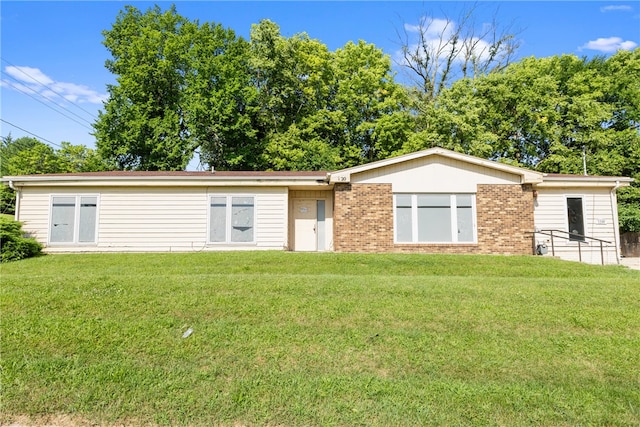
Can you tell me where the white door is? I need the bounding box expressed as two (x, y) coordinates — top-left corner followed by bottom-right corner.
(294, 199), (317, 251)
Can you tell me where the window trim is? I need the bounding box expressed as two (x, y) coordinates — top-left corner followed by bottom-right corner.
(48, 194), (99, 245)
(207, 194), (257, 245)
(393, 193), (477, 244)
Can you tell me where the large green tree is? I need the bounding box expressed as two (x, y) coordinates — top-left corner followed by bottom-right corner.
(95, 6), (412, 172)
(95, 5), (198, 170)
(250, 21), (412, 170)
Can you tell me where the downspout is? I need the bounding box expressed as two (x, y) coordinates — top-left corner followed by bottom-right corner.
(8, 180), (20, 222)
(610, 180), (622, 265)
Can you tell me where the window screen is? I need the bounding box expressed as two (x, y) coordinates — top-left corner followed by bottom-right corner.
(456, 195), (474, 242)
(231, 197), (254, 242)
(395, 195), (413, 242)
(50, 196), (76, 243)
(210, 197), (227, 242)
(78, 196), (97, 242)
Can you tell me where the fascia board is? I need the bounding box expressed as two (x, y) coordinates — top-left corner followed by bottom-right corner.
(536, 178), (633, 189)
(2, 176), (330, 188)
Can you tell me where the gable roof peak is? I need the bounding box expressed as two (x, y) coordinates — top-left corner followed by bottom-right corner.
(328, 147), (544, 184)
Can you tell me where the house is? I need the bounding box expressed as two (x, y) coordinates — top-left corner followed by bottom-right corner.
(3, 148), (633, 265)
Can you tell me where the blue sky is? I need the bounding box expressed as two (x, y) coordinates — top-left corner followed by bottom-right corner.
(1, 1), (639, 164)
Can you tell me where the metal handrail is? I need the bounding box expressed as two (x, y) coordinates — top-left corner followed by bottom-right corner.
(534, 229), (612, 265)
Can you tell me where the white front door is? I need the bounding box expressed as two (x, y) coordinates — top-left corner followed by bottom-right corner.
(294, 199), (317, 251)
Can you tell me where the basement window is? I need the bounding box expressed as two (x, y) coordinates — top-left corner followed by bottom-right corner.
(394, 194), (476, 243)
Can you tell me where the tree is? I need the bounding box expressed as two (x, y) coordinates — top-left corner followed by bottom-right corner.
(398, 4), (520, 102)
(234, 20), (410, 170)
(184, 22), (257, 170)
(95, 5), (198, 170)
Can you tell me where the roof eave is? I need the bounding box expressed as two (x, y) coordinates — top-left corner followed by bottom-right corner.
(2, 175), (331, 188)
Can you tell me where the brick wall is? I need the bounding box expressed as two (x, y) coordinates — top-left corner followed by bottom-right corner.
(333, 183), (394, 252)
(333, 183), (535, 254)
(475, 184), (535, 255)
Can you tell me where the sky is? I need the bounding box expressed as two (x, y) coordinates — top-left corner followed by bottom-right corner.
(1, 0), (639, 169)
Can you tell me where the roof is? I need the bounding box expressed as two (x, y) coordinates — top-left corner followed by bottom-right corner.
(1, 170), (330, 188)
(538, 173), (633, 188)
(329, 147), (545, 184)
(3, 170), (327, 179)
(2, 148), (632, 189)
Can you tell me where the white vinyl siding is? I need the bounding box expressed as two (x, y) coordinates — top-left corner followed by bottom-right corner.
(395, 194), (476, 243)
(353, 156), (521, 193)
(533, 189), (620, 264)
(16, 186), (288, 253)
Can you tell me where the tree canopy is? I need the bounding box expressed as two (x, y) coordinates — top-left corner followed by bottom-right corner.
(94, 6), (410, 171)
(91, 4), (639, 231)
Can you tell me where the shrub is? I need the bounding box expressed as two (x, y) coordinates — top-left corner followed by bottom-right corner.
(0, 217), (43, 262)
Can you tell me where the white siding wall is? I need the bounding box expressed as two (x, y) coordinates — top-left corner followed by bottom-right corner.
(16, 186), (288, 253)
(353, 156), (521, 191)
(534, 188), (620, 264)
(15, 188), (50, 243)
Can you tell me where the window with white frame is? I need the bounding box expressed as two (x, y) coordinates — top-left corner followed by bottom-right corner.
(209, 195), (255, 243)
(395, 194), (476, 243)
(50, 195), (98, 244)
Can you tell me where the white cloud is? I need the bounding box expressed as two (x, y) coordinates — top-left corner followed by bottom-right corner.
(600, 5), (633, 12)
(399, 16), (506, 68)
(580, 37), (638, 53)
(2, 65), (107, 105)
(404, 17), (454, 40)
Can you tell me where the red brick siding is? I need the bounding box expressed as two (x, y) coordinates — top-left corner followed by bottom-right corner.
(333, 183), (534, 254)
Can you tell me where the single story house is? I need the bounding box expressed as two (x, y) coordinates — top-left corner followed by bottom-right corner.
(3, 148), (633, 265)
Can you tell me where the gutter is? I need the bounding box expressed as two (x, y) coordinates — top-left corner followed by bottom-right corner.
(610, 180), (623, 265)
(8, 180), (20, 221)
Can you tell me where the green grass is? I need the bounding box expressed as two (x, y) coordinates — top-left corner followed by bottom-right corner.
(2, 252), (639, 426)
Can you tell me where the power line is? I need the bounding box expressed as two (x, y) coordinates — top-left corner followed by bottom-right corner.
(2, 77), (94, 131)
(1, 57), (100, 121)
(0, 118), (63, 148)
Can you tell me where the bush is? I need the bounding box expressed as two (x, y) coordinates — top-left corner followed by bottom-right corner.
(0, 217), (43, 262)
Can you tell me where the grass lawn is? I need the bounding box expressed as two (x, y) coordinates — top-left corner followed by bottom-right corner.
(1, 252), (639, 426)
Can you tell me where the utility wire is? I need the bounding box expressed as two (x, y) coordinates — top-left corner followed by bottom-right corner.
(0, 118), (63, 148)
(1, 57), (100, 121)
(2, 77), (94, 131)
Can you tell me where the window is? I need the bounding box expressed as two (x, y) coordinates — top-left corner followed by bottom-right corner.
(567, 197), (584, 241)
(209, 195), (255, 243)
(50, 195), (98, 244)
(395, 194), (476, 243)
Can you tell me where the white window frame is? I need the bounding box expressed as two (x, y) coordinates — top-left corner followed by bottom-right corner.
(393, 194), (477, 244)
(48, 194), (99, 245)
(207, 194), (257, 245)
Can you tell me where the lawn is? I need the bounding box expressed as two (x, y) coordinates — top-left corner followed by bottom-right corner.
(1, 252), (639, 426)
